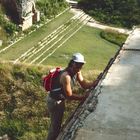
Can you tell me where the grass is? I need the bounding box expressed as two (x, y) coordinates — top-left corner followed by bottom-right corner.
(0, 10), (74, 60)
(0, 22), (120, 80)
(0, 9), (125, 84)
(100, 29), (128, 46)
(42, 26), (119, 74)
(0, 62), (49, 140)
(0, 10), (121, 80)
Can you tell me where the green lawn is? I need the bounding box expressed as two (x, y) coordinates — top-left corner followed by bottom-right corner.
(0, 10), (120, 79)
(0, 10), (74, 60)
(42, 26), (119, 73)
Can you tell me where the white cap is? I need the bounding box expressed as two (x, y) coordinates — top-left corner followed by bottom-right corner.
(72, 53), (86, 63)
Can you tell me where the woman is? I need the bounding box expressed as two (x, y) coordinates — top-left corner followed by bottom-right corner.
(46, 53), (98, 140)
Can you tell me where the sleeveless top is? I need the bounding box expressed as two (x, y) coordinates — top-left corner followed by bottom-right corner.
(50, 69), (76, 100)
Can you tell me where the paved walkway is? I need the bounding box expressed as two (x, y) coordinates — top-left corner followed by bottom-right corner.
(73, 28), (140, 140)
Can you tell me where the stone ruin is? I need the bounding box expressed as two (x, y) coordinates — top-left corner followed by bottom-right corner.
(1, 0), (40, 30)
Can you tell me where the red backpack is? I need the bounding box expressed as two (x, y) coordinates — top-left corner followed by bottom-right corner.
(43, 67), (61, 92)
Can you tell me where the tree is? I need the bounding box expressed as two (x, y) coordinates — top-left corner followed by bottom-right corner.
(78, 0), (140, 28)
(4, 22), (17, 36)
(36, 0), (67, 19)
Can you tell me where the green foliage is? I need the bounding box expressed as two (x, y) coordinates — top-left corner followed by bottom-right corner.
(0, 6), (8, 47)
(36, 0), (68, 19)
(3, 22), (17, 36)
(100, 29), (128, 46)
(78, 0), (140, 28)
(0, 5), (18, 36)
(20, 130), (48, 140)
(26, 67), (42, 85)
(0, 62), (48, 140)
(0, 119), (29, 140)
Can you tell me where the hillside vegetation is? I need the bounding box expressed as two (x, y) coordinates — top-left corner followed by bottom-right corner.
(0, 61), (98, 139)
(36, 0), (68, 19)
(78, 0), (140, 28)
(0, 62), (50, 139)
(0, 62), (78, 140)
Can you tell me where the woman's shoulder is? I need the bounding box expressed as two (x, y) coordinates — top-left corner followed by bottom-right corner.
(61, 71), (70, 77)
(60, 71), (71, 80)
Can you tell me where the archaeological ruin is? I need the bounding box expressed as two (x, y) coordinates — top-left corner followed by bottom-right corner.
(1, 0), (40, 30)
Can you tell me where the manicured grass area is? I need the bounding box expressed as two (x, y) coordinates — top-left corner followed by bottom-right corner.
(42, 26), (119, 74)
(100, 29), (128, 46)
(0, 10), (121, 80)
(0, 10), (74, 60)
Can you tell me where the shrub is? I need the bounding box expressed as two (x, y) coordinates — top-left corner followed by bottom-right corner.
(0, 119), (29, 140)
(100, 29), (128, 46)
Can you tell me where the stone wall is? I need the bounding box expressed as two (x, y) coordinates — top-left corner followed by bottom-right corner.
(1, 0), (40, 30)
(17, 0), (40, 30)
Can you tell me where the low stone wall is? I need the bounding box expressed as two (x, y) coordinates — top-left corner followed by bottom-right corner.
(0, 134), (9, 140)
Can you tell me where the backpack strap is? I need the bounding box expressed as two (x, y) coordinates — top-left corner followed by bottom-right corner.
(51, 88), (62, 92)
(50, 69), (64, 92)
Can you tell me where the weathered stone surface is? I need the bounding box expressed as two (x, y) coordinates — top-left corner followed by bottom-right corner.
(1, 0), (40, 30)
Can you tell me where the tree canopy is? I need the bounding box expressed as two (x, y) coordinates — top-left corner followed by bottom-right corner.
(78, 0), (140, 28)
(36, 0), (68, 19)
